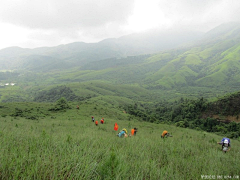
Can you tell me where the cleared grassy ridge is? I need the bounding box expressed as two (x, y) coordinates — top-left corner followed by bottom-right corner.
(0, 104), (239, 179)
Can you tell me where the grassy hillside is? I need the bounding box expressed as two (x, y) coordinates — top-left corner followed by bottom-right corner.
(144, 40), (240, 89)
(0, 102), (239, 179)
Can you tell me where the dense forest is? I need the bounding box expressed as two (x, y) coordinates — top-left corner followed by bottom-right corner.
(33, 86), (81, 102)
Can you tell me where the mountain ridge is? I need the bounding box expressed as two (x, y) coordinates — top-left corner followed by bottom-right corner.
(0, 27), (205, 71)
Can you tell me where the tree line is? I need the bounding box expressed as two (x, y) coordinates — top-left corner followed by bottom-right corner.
(125, 95), (240, 139)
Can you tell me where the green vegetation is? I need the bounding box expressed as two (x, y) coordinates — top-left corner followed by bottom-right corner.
(33, 86), (80, 102)
(0, 22), (240, 179)
(0, 102), (239, 179)
(125, 95), (240, 139)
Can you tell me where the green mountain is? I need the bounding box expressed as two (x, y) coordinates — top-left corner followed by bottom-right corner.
(142, 22), (240, 89)
(0, 29), (203, 72)
(47, 22), (240, 93)
(1, 22), (240, 103)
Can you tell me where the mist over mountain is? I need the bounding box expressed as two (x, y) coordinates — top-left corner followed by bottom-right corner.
(202, 22), (240, 41)
(0, 27), (204, 71)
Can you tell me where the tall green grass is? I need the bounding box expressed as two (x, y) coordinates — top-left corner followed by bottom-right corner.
(0, 105), (239, 179)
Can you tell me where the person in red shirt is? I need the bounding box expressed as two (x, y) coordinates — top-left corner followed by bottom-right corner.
(114, 123), (118, 131)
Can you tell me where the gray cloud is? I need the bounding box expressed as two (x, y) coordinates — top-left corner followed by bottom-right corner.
(155, 0), (240, 31)
(0, 0), (240, 49)
(1, 0), (239, 32)
(0, 0), (135, 29)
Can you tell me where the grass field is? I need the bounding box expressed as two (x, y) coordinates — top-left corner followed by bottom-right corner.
(0, 103), (239, 180)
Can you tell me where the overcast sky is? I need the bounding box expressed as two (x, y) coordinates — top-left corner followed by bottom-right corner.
(0, 0), (239, 50)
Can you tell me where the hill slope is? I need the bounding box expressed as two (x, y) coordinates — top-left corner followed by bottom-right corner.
(0, 101), (239, 179)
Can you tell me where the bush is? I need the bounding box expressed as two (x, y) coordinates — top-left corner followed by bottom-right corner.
(49, 97), (71, 111)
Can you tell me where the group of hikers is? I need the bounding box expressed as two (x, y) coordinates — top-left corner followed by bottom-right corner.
(91, 116), (138, 137)
(92, 116), (104, 126)
(116, 127), (138, 137)
(91, 116), (231, 153)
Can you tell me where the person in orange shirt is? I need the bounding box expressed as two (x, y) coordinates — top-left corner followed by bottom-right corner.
(95, 120), (98, 126)
(131, 128), (138, 136)
(100, 118), (104, 124)
(161, 130), (169, 138)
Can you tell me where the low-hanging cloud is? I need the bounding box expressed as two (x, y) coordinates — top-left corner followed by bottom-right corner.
(0, 0), (135, 29)
(0, 0), (240, 49)
(153, 0), (240, 31)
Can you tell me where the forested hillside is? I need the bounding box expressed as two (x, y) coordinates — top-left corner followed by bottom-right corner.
(124, 91), (240, 139)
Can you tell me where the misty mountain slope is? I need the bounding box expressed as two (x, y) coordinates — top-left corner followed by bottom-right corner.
(0, 29), (203, 71)
(15, 55), (64, 71)
(73, 48), (187, 86)
(144, 55), (199, 88)
(78, 22), (240, 89)
(0, 47), (30, 70)
(55, 23), (240, 89)
(79, 54), (151, 71)
(195, 41), (240, 86)
(196, 54), (240, 86)
(108, 29), (204, 55)
(200, 22), (240, 43)
(140, 23), (240, 89)
(147, 44), (240, 88)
